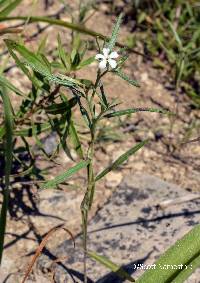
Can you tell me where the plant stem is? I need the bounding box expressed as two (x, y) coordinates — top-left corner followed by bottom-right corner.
(81, 138), (95, 283)
(0, 16), (148, 58)
(81, 71), (103, 282)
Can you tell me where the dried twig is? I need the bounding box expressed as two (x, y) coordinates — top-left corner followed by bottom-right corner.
(49, 256), (69, 283)
(181, 137), (200, 145)
(21, 224), (75, 283)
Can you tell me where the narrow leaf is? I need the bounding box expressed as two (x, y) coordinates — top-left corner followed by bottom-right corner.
(14, 122), (52, 137)
(136, 224), (200, 283)
(95, 140), (148, 181)
(0, 74), (26, 98)
(114, 69), (140, 87)
(41, 160), (89, 189)
(104, 108), (172, 118)
(77, 56), (95, 69)
(0, 88), (13, 263)
(0, 0), (23, 17)
(57, 33), (70, 70)
(61, 94), (84, 159)
(37, 35), (48, 54)
(99, 82), (109, 108)
(45, 97), (77, 115)
(106, 14), (123, 51)
(88, 250), (135, 282)
(5, 39), (50, 75)
(5, 39), (42, 89)
(167, 20), (183, 50)
(0, 0), (10, 9)
(69, 121), (84, 159)
(5, 39), (81, 88)
(170, 254), (200, 283)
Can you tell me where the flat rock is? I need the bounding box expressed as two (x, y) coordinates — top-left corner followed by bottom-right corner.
(37, 174), (200, 282)
(30, 189), (83, 236)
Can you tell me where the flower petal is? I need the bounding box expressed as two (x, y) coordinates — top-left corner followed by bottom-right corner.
(109, 51), (119, 59)
(108, 59), (117, 69)
(95, 53), (105, 60)
(99, 59), (107, 69)
(103, 48), (110, 58)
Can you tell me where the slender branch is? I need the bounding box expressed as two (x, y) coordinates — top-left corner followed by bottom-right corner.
(0, 16), (149, 58)
(80, 68), (104, 282)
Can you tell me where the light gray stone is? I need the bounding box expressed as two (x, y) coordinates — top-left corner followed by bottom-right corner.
(38, 174), (200, 282)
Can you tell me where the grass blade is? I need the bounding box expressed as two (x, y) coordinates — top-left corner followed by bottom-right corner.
(0, 74), (26, 98)
(0, 88), (13, 263)
(88, 250), (135, 282)
(95, 140), (148, 181)
(41, 160), (90, 189)
(167, 20), (183, 50)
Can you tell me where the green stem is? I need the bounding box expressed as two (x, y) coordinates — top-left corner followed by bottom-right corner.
(81, 132), (95, 283)
(81, 70), (102, 282)
(0, 16), (147, 58)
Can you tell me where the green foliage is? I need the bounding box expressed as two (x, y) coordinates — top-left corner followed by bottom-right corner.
(113, 69), (140, 87)
(41, 160), (90, 189)
(0, 88), (13, 263)
(5, 39), (82, 88)
(106, 13), (123, 51)
(78, 0), (96, 23)
(104, 107), (172, 118)
(44, 98), (78, 115)
(136, 224), (200, 283)
(109, 0), (200, 107)
(88, 250), (135, 282)
(0, 74), (26, 97)
(0, 0), (23, 17)
(95, 140), (148, 181)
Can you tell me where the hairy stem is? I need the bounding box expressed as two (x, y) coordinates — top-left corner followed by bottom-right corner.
(81, 71), (102, 282)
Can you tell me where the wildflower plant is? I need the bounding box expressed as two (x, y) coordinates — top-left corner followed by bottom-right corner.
(1, 7), (200, 283)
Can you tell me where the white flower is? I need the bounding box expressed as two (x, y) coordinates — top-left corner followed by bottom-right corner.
(95, 48), (119, 70)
